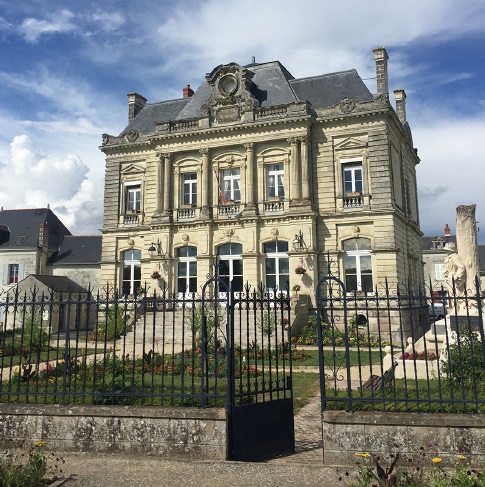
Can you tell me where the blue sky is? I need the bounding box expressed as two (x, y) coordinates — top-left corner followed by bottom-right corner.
(0, 0), (484, 243)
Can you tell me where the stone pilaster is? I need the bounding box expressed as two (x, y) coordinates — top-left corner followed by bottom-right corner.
(200, 148), (212, 219)
(288, 137), (301, 205)
(153, 153), (163, 217)
(159, 152), (172, 222)
(299, 135), (312, 209)
(243, 142), (258, 215)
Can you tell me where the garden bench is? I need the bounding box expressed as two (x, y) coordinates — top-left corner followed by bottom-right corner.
(362, 361), (398, 392)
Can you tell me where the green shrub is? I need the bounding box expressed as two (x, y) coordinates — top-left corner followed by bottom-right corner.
(442, 325), (485, 390)
(17, 312), (48, 353)
(96, 305), (128, 340)
(186, 304), (226, 346)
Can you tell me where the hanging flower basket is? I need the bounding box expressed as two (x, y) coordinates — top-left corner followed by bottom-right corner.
(295, 266), (307, 275)
(151, 270), (161, 280)
(292, 284), (301, 292)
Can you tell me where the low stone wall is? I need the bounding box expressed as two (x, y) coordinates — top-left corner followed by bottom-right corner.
(323, 411), (485, 465)
(0, 404), (227, 459)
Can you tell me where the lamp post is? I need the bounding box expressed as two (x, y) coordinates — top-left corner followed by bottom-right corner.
(148, 239), (162, 258)
(292, 231), (304, 251)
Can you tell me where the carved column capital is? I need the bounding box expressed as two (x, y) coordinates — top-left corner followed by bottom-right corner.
(157, 152), (171, 161)
(287, 137), (299, 145)
(199, 148), (209, 156)
(297, 136), (308, 144)
(244, 142), (254, 151)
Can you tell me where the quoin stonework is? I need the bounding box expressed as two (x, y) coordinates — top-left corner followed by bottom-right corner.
(99, 47), (423, 303)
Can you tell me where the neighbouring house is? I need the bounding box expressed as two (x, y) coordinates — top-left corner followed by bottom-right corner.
(422, 224), (485, 295)
(0, 208), (71, 293)
(99, 47), (424, 338)
(3, 275), (95, 332)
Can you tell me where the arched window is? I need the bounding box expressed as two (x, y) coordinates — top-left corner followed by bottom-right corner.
(264, 241), (289, 292)
(217, 243), (243, 292)
(122, 249), (141, 295)
(343, 238), (373, 292)
(177, 246), (197, 294)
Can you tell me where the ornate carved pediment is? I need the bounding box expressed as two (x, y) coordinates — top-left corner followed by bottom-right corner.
(334, 137), (368, 151)
(121, 163), (145, 175)
(201, 63), (257, 121)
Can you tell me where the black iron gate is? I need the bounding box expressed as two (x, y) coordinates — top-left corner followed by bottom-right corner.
(203, 279), (294, 461)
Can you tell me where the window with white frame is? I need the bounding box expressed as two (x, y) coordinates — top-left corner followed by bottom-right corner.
(343, 162), (363, 195)
(2, 263), (24, 285)
(122, 249), (141, 295)
(182, 173), (197, 206)
(217, 243), (243, 292)
(125, 184), (141, 212)
(264, 241), (289, 292)
(435, 263), (445, 281)
(222, 169), (240, 203)
(267, 164), (284, 199)
(343, 238), (373, 293)
(177, 246), (197, 294)
(9, 264), (19, 284)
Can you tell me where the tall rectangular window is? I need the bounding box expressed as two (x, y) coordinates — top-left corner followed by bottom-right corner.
(267, 164), (284, 199)
(182, 173), (197, 206)
(343, 163), (363, 195)
(435, 263), (445, 281)
(222, 169), (240, 202)
(126, 184), (141, 212)
(9, 264), (19, 284)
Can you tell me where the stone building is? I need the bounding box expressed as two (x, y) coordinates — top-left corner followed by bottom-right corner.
(99, 47), (423, 302)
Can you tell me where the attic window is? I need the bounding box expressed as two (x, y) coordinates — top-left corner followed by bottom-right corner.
(15, 236), (27, 244)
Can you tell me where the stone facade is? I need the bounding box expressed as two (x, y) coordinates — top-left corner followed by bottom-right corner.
(100, 48), (423, 304)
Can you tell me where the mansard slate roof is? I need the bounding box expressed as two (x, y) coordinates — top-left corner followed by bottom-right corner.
(121, 61), (374, 135)
(48, 235), (102, 266)
(0, 208), (71, 251)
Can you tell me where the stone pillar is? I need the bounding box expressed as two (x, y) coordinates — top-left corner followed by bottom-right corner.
(243, 142), (258, 215)
(288, 137), (301, 205)
(456, 204), (480, 294)
(161, 152), (172, 222)
(200, 148), (211, 219)
(299, 135), (312, 207)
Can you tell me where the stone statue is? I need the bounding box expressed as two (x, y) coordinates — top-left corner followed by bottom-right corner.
(443, 242), (466, 307)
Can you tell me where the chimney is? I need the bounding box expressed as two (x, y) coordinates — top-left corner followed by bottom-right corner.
(127, 92), (147, 122)
(183, 84), (194, 98)
(373, 47), (389, 95)
(393, 89), (406, 124)
(38, 223), (48, 249)
(444, 224), (450, 237)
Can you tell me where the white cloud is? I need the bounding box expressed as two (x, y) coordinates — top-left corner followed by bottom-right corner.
(415, 118), (485, 242)
(18, 9), (75, 43)
(0, 68), (96, 117)
(91, 10), (125, 32)
(0, 135), (102, 234)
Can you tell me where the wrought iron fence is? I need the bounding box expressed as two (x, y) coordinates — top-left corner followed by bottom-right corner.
(316, 274), (485, 414)
(0, 281), (292, 408)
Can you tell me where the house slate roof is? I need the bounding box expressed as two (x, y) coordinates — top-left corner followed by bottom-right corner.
(48, 235), (102, 266)
(26, 275), (89, 294)
(120, 61), (374, 135)
(0, 208), (71, 251)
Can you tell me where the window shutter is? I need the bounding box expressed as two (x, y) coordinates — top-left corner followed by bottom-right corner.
(2, 264), (8, 285)
(18, 263), (25, 281)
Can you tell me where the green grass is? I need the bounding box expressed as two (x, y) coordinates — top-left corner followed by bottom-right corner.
(292, 349), (383, 367)
(292, 372), (320, 412)
(0, 347), (97, 365)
